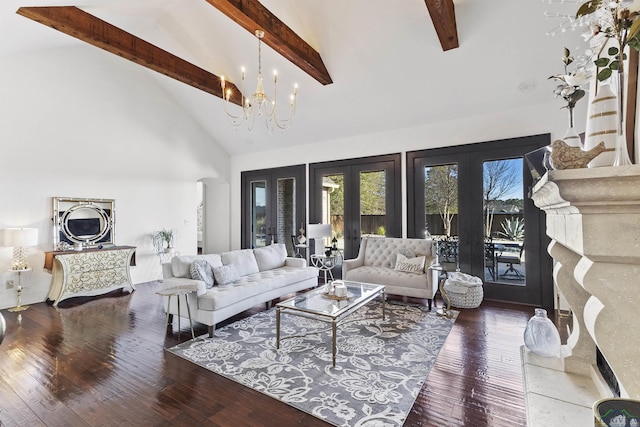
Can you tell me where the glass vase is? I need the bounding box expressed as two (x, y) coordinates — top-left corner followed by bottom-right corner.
(613, 71), (633, 166)
(613, 131), (633, 166)
(523, 308), (561, 358)
(562, 126), (581, 148)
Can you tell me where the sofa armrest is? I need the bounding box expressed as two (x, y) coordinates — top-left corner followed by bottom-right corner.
(285, 257), (307, 268)
(342, 258), (363, 278)
(162, 262), (174, 279)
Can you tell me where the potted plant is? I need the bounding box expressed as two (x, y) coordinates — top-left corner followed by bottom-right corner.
(153, 229), (175, 254)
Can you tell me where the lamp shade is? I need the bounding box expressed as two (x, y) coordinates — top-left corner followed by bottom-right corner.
(307, 223), (331, 239)
(3, 228), (38, 247)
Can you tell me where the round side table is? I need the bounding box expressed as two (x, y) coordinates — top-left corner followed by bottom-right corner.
(310, 254), (335, 284)
(156, 283), (198, 341)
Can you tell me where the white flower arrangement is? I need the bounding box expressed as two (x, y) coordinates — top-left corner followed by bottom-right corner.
(549, 48), (590, 127)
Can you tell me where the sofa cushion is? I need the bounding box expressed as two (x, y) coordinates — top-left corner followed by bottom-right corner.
(213, 265), (240, 286)
(389, 248), (415, 266)
(197, 266), (318, 311)
(394, 253), (426, 274)
(221, 249), (260, 276)
(253, 243), (287, 271)
(345, 265), (428, 289)
(190, 259), (215, 288)
(171, 254), (223, 278)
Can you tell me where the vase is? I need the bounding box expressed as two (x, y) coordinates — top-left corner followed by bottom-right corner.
(523, 308), (561, 358)
(613, 130), (633, 166)
(562, 126), (581, 148)
(612, 71), (633, 166)
(584, 82), (617, 167)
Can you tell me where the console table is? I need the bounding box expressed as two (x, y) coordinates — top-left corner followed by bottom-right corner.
(45, 246), (136, 306)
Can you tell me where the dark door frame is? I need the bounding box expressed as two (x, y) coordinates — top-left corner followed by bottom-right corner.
(309, 154), (402, 259)
(241, 164), (306, 250)
(407, 134), (554, 308)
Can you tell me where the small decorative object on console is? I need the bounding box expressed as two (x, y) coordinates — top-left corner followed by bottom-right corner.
(523, 308), (561, 358)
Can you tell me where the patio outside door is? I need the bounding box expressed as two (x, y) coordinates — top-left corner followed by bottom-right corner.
(407, 135), (553, 307)
(241, 165), (306, 255)
(310, 154), (401, 261)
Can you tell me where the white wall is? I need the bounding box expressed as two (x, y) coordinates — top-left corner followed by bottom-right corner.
(0, 46), (230, 309)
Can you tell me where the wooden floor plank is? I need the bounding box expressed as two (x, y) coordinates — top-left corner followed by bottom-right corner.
(0, 281), (536, 426)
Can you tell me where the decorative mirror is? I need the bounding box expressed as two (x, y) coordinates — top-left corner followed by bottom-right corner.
(53, 197), (115, 248)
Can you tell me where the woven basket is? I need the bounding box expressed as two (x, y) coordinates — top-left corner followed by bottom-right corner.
(444, 279), (484, 309)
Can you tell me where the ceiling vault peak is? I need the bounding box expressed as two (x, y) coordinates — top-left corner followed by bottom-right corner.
(203, 0), (333, 85)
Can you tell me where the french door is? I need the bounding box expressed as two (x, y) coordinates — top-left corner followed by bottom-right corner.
(309, 154), (401, 260)
(407, 135), (553, 307)
(241, 165), (306, 254)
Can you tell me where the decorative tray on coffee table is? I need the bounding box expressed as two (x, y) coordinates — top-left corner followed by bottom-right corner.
(321, 292), (349, 301)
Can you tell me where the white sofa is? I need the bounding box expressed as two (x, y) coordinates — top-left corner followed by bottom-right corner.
(342, 236), (437, 309)
(161, 243), (318, 337)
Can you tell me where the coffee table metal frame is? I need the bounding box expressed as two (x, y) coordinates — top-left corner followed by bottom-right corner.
(275, 281), (385, 367)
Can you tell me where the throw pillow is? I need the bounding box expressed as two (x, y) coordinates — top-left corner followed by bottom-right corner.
(253, 243), (287, 271)
(220, 249), (259, 276)
(389, 247), (416, 267)
(190, 259), (215, 288)
(213, 265), (240, 286)
(394, 253), (426, 274)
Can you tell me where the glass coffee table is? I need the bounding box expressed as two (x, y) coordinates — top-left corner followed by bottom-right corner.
(276, 281), (385, 367)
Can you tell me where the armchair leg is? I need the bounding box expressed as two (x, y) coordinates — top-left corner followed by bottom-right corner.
(208, 325), (214, 338)
(428, 299), (432, 311)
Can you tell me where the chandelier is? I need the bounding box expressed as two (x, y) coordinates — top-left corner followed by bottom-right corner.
(220, 30), (298, 132)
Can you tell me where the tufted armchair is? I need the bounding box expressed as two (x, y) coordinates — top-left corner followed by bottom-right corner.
(342, 236), (437, 309)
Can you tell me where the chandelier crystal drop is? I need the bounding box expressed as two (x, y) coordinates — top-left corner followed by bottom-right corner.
(220, 30), (298, 132)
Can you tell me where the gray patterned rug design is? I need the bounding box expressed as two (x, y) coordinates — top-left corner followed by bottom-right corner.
(168, 301), (457, 426)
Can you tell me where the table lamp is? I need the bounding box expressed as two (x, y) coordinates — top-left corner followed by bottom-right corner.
(307, 223), (332, 255)
(3, 227), (38, 270)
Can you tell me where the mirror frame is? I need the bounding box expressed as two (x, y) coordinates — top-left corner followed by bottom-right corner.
(53, 197), (116, 248)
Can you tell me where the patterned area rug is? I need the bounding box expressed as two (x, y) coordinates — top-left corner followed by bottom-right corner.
(168, 301), (457, 426)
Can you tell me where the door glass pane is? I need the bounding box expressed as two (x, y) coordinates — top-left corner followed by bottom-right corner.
(276, 177), (296, 254)
(251, 180), (267, 248)
(323, 174), (344, 252)
(483, 159), (525, 285)
(360, 170), (386, 237)
(424, 164), (458, 270)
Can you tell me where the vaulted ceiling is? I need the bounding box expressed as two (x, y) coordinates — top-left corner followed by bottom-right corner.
(1, 0), (582, 155)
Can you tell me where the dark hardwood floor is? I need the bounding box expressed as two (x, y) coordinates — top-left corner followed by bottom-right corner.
(0, 281), (538, 426)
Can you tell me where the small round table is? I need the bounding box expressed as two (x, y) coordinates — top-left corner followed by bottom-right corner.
(310, 254), (339, 284)
(156, 284), (198, 341)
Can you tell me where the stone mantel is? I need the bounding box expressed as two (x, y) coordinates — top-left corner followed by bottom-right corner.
(531, 165), (640, 399)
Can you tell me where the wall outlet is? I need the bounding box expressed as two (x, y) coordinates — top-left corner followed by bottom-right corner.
(6, 280), (14, 289)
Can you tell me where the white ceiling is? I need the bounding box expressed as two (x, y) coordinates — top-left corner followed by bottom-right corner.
(1, 0), (585, 155)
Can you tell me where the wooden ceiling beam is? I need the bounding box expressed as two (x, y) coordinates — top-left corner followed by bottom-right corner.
(203, 0), (333, 85)
(424, 0), (459, 51)
(16, 6), (243, 105)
